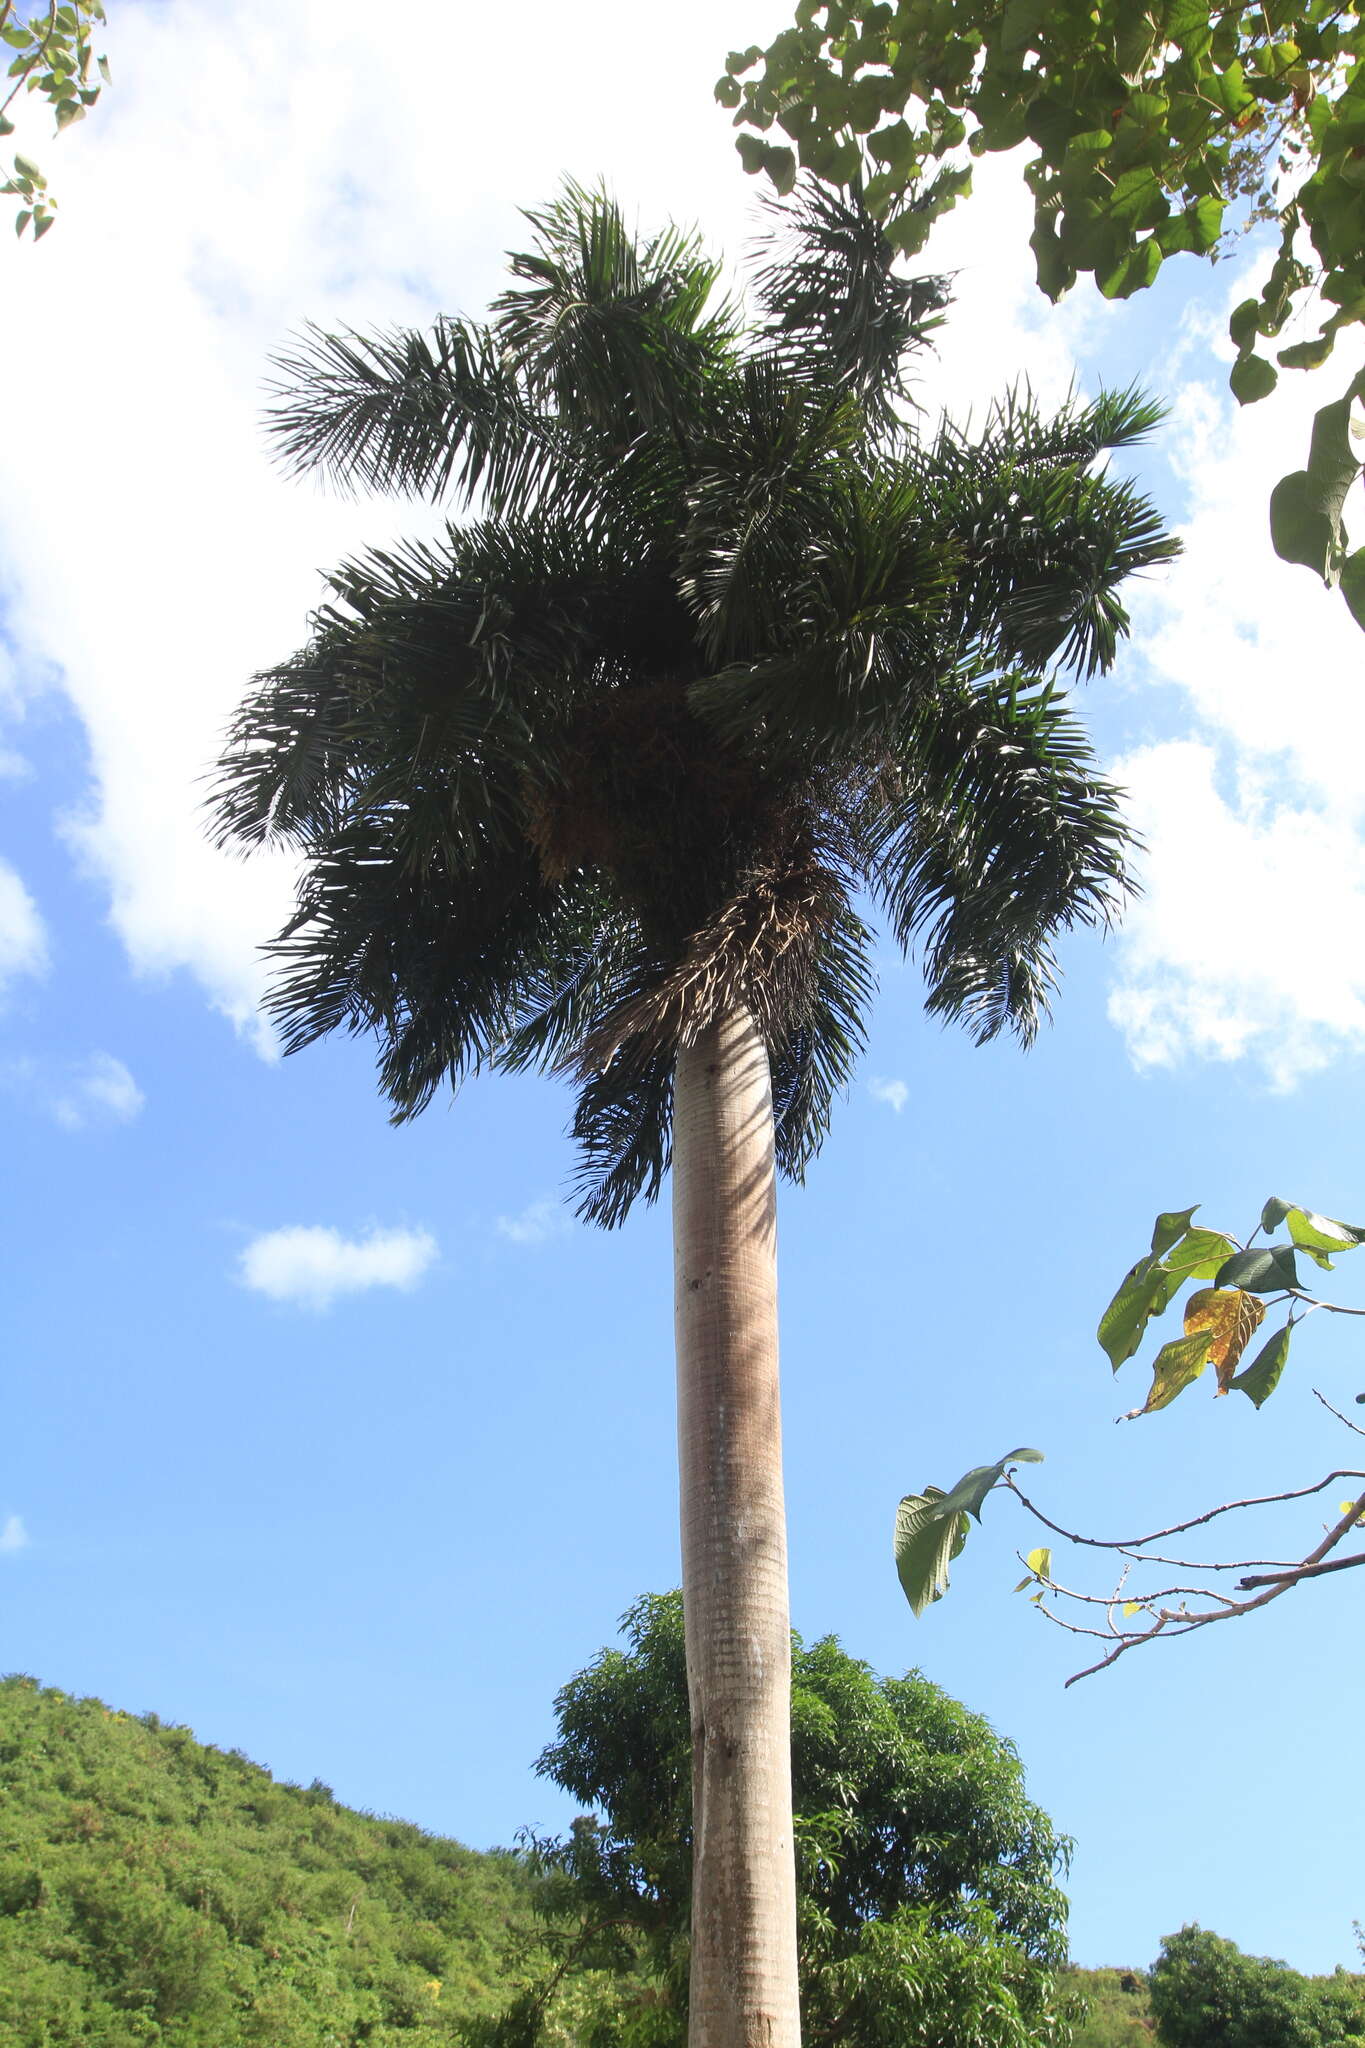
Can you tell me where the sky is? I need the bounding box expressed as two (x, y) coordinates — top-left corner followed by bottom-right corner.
(3, 0), (1364, 1982)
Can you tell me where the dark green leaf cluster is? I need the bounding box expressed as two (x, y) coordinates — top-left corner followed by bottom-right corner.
(0, 1674), (542, 2046)
(723, 2), (1365, 625)
(1150, 1926), (1365, 2048)
(527, 1591), (1077, 2048)
(213, 180), (1175, 1226)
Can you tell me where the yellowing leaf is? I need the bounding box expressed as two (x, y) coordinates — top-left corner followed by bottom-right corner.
(1130, 1330), (1214, 1415)
(1025, 1546), (1052, 1581)
(1122, 1601), (1141, 1618)
(1183, 1286), (1266, 1391)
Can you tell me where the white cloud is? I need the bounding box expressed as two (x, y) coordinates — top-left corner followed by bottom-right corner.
(869, 1077), (909, 1115)
(1104, 241), (1365, 1081)
(0, 1515), (30, 1555)
(496, 1197), (571, 1246)
(0, 858), (47, 993)
(239, 1223), (438, 1311)
(53, 1052), (145, 1130)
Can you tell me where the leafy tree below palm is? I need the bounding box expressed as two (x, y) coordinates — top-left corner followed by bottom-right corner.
(521, 1591), (1078, 2048)
(212, 177), (1177, 2048)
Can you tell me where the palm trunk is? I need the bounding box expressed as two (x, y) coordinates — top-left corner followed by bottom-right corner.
(673, 1004), (801, 2048)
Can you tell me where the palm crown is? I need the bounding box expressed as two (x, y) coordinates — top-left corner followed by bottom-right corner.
(213, 180), (1177, 1225)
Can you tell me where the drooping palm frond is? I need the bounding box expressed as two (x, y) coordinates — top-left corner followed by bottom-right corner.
(263, 826), (562, 1108)
(750, 180), (949, 430)
(570, 1051), (676, 1230)
(767, 853), (876, 1181)
(864, 674), (1136, 1044)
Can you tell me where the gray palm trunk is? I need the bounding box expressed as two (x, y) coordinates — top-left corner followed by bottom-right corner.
(673, 1006), (801, 2048)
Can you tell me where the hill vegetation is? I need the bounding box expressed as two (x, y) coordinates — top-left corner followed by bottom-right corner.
(2, 1667), (1358, 2048)
(0, 1673), (538, 2046)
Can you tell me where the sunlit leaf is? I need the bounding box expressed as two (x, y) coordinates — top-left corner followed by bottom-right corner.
(1127, 1329), (1212, 1416)
(894, 1488), (970, 1617)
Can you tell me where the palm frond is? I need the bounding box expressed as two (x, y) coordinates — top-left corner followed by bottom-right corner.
(751, 180), (949, 432)
(864, 674), (1138, 1044)
(265, 318), (559, 511)
(492, 181), (736, 445)
(264, 829), (564, 1118)
(913, 386), (1179, 678)
(570, 1053), (675, 1229)
(678, 360), (864, 666)
(769, 864), (876, 1180)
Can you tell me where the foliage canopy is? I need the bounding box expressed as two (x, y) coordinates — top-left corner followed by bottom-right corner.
(1149, 1926), (1365, 2047)
(212, 181), (1176, 1229)
(526, 1591), (1077, 2048)
(721, 2), (1365, 623)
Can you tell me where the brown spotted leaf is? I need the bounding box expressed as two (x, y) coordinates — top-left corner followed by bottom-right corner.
(1183, 1286), (1266, 1392)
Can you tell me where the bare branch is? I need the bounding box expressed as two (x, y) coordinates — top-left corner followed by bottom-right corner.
(1005, 1469), (1365, 1551)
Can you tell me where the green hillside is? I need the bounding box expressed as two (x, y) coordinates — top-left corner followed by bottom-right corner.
(0, 1674), (537, 2046)
(1067, 1967), (1154, 2047)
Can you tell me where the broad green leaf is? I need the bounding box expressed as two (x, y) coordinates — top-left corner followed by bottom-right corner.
(1279, 335), (1337, 371)
(1261, 1195), (1293, 1231)
(31, 208), (52, 238)
(1285, 1205), (1365, 1252)
(1230, 1323), (1292, 1407)
(1231, 351), (1278, 404)
(1131, 1329), (1213, 1415)
(933, 1446), (1045, 1523)
(1150, 1205), (1198, 1255)
(1097, 1252), (1181, 1369)
(894, 1488), (969, 1617)
(1099, 238), (1162, 300)
(12, 152), (39, 180)
(1182, 1286), (1265, 1390)
(1229, 298), (1261, 349)
(1163, 1228), (1238, 1282)
(1214, 1245), (1301, 1293)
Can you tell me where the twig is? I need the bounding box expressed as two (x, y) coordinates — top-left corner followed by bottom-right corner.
(1313, 1387), (1365, 1438)
(1006, 1470), (1365, 1552)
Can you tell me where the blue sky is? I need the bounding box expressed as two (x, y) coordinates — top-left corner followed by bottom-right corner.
(3, 0), (1364, 1982)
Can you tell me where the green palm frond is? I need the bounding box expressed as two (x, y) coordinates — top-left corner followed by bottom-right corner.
(265, 317), (555, 510)
(865, 675), (1136, 1044)
(570, 1052), (675, 1229)
(492, 181), (737, 443)
(750, 180), (949, 430)
(769, 860), (876, 1181)
(264, 829), (563, 1116)
(918, 417), (1180, 678)
(680, 361), (865, 665)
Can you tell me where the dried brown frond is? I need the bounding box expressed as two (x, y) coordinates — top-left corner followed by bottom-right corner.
(569, 807), (852, 1077)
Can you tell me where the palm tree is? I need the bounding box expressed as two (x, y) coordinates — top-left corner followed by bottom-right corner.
(212, 180), (1176, 2048)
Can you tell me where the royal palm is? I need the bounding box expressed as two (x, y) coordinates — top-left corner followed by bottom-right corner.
(213, 182), (1176, 2048)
